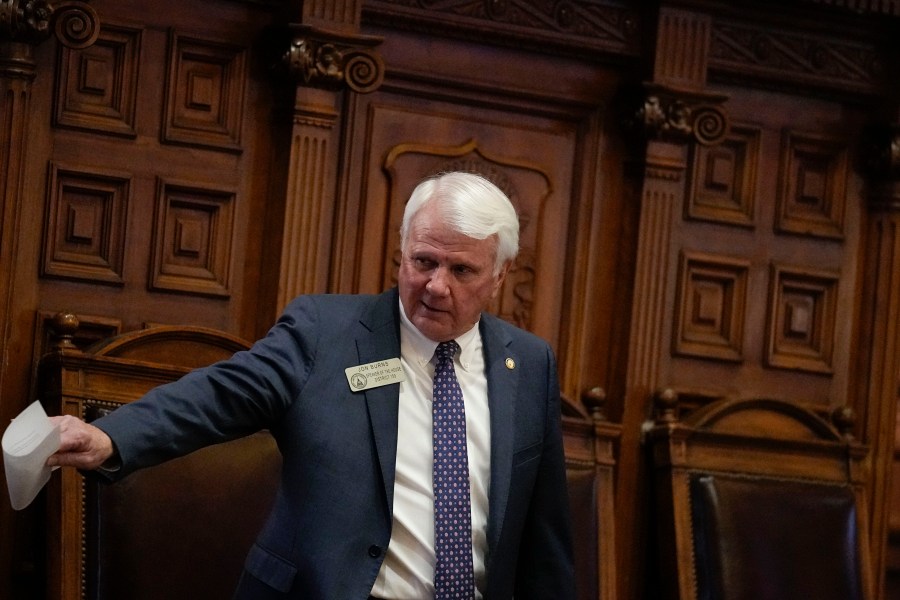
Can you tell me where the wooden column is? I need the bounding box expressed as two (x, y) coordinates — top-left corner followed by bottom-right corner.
(616, 7), (729, 600)
(856, 121), (900, 599)
(0, 4), (98, 598)
(274, 2), (383, 310)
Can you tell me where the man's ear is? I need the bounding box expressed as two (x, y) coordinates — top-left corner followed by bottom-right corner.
(491, 260), (513, 298)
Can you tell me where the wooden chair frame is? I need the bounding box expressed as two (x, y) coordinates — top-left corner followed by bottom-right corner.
(647, 392), (873, 600)
(38, 322), (280, 600)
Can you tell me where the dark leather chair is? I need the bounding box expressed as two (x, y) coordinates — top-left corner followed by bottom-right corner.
(39, 320), (282, 600)
(647, 391), (873, 600)
(562, 387), (620, 600)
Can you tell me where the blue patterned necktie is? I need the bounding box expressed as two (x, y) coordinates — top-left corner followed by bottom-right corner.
(432, 340), (475, 599)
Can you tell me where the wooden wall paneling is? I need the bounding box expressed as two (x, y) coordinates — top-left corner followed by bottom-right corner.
(558, 109), (631, 407)
(617, 7), (724, 598)
(273, 14), (385, 309)
(42, 162), (131, 285)
(654, 1), (889, 595)
(617, 139), (686, 600)
(34, 0), (288, 337)
(161, 33), (247, 153)
(0, 4), (101, 597)
(53, 24), (141, 138)
(0, 1), (292, 596)
(150, 177), (236, 297)
(854, 146), (900, 596)
(0, 38), (42, 600)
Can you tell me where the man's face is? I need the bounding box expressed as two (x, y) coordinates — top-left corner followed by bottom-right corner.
(398, 203), (510, 342)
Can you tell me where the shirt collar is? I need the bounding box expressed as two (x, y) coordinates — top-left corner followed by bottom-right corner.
(398, 298), (481, 373)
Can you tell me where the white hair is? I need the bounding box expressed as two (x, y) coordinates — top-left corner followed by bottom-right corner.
(400, 172), (519, 274)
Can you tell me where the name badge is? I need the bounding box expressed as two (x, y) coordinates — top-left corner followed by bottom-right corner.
(345, 357), (406, 392)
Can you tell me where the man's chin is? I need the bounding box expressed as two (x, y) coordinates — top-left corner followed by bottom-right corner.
(411, 314), (453, 342)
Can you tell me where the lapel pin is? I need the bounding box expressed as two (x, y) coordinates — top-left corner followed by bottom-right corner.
(505, 358), (515, 370)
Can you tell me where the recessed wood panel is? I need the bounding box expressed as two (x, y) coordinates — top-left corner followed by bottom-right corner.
(162, 33), (247, 152)
(54, 24), (141, 137)
(686, 124), (760, 227)
(150, 178), (235, 297)
(673, 251), (749, 362)
(776, 130), (848, 239)
(42, 162), (131, 284)
(765, 263), (839, 374)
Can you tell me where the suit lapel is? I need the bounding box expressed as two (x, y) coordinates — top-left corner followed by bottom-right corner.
(480, 315), (518, 554)
(356, 289), (403, 509)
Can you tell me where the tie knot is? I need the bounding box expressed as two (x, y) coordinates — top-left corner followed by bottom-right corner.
(435, 340), (459, 363)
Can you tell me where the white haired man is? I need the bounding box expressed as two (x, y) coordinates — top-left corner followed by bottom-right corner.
(49, 171), (576, 600)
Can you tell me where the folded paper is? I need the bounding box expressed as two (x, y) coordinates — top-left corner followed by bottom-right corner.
(3, 401), (60, 510)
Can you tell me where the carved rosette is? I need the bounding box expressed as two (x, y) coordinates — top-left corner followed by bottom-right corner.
(283, 24), (384, 94)
(630, 83), (730, 146)
(0, 0), (98, 48)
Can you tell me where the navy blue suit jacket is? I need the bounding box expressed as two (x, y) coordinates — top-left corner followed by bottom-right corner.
(95, 289), (575, 599)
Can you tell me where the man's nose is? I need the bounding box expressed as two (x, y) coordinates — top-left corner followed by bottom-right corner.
(426, 266), (451, 295)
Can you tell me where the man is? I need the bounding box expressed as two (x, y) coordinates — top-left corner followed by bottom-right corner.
(48, 171), (575, 599)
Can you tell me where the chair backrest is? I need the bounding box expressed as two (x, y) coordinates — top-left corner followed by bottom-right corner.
(562, 387), (620, 600)
(647, 391), (872, 600)
(38, 319), (282, 600)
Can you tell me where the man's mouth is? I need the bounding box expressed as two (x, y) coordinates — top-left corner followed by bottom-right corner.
(421, 300), (448, 314)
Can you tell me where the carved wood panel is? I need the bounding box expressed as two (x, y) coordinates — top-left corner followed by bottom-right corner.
(35, 0), (284, 339)
(666, 90), (863, 410)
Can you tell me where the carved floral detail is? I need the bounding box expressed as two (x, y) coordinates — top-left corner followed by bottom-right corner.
(0, 0), (98, 48)
(630, 84), (730, 146)
(283, 25), (384, 94)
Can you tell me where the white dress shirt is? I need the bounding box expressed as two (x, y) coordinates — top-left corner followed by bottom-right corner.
(369, 301), (491, 599)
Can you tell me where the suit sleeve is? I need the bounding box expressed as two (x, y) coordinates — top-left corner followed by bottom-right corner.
(514, 345), (576, 598)
(92, 296), (320, 478)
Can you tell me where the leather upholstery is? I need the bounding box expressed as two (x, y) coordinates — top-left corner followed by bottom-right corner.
(690, 473), (861, 600)
(87, 432), (281, 599)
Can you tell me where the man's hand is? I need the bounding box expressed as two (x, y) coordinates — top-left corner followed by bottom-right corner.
(46, 415), (115, 470)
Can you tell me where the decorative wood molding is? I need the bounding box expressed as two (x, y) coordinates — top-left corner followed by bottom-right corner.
(776, 129), (849, 240)
(150, 178), (236, 298)
(855, 209), (900, 589)
(765, 263), (840, 375)
(653, 8), (711, 88)
(686, 124), (760, 227)
(282, 24), (384, 94)
(54, 24), (141, 138)
(0, 0), (99, 48)
(673, 250), (749, 363)
(628, 83), (730, 147)
(41, 162), (131, 285)
(709, 17), (884, 95)
(362, 0), (641, 60)
(162, 33), (248, 153)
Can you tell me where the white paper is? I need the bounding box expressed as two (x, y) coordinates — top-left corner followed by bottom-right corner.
(2, 401), (60, 510)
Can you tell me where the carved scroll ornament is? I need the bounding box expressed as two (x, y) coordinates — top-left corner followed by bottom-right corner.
(282, 24), (384, 94)
(630, 83), (730, 146)
(0, 0), (99, 48)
